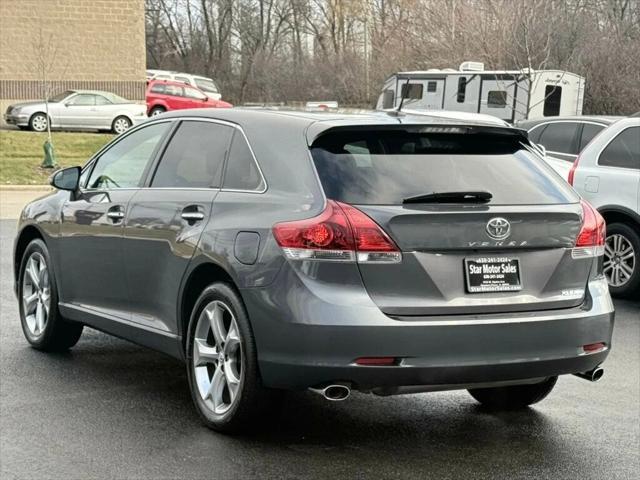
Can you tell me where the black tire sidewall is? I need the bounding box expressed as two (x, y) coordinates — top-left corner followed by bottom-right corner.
(185, 283), (261, 432)
(18, 239), (61, 348)
(606, 222), (640, 298)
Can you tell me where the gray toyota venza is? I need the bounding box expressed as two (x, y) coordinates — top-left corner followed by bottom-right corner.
(14, 109), (615, 432)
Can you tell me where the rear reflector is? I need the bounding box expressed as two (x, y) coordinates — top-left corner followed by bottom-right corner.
(583, 342), (606, 354)
(273, 200), (401, 263)
(568, 155), (580, 186)
(355, 357), (397, 366)
(572, 200), (605, 259)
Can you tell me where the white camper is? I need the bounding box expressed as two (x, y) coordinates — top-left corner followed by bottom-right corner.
(376, 62), (585, 123)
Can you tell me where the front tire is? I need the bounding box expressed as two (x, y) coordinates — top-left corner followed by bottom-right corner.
(29, 113), (48, 132)
(18, 239), (83, 351)
(186, 283), (280, 433)
(111, 116), (132, 134)
(604, 222), (639, 298)
(468, 377), (558, 410)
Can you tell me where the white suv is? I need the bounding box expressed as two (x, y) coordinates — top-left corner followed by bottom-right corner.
(569, 117), (640, 297)
(145, 70), (222, 100)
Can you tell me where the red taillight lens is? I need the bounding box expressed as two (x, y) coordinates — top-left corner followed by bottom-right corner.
(355, 356), (397, 366)
(583, 342), (606, 354)
(568, 155), (580, 185)
(572, 200), (605, 258)
(272, 200), (401, 263)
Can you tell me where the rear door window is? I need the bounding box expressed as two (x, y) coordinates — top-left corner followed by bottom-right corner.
(537, 122), (580, 155)
(598, 127), (640, 170)
(311, 128), (577, 205)
(151, 120), (233, 188)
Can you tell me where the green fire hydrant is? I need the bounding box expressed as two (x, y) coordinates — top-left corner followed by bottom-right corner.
(41, 139), (57, 169)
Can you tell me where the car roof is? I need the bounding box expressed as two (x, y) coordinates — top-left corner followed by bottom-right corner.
(148, 79), (201, 88)
(517, 115), (623, 128)
(155, 108), (520, 144)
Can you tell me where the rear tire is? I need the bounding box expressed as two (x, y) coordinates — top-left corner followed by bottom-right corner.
(18, 239), (83, 351)
(604, 222), (639, 298)
(185, 283), (281, 433)
(468, 377), (557, 410)
(149, 106), (166, 117)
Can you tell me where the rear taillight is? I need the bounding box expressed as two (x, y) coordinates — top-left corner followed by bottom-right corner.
(273, 200), (401, 263)
(568, 155), (580, 185)
(572, 200), (605, 259)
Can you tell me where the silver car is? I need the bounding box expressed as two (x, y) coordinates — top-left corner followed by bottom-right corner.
(569, 116), (640, 297)
(13, 110), (614, 433)
(4, 90), (147, 134)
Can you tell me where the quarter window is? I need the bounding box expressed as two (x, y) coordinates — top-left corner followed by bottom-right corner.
(94, 95), (111, 105)
(152, 121), (233, 188)
(427, 81), (437, 93)
(598, 127), (640, 170)
(537, 122), (580, 156)
(86, 122), (170, 189)
(381, 89), (394, 109)
(223, 131), (264, 191)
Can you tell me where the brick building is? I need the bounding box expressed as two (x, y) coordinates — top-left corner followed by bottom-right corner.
(0, 0), (146, 124)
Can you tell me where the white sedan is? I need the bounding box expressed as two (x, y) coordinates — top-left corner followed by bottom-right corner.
(4, 90), (147, 134)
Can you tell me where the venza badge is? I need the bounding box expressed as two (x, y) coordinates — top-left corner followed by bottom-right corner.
(486, 217), (511, 240)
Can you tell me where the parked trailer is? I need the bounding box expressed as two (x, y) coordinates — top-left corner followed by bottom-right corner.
(376, 62), (585, 123)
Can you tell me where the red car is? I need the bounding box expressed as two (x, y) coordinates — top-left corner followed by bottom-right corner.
(146, 80), (232, 116)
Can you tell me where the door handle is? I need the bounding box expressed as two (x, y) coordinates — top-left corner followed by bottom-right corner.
(107, 206), (125, 222)
(181, 211), (205, 221)
(181, 205), (205, 223)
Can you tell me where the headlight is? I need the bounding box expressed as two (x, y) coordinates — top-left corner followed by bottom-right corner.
(10, 107), (20, 115)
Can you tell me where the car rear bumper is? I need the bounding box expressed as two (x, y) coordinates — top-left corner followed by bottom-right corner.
(242, 262), (615, 391)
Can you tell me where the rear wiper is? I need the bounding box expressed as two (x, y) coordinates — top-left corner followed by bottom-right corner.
(402, 191), (493, 204)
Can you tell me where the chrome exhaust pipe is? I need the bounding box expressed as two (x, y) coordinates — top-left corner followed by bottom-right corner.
(574, 366), (604, 382)
(308, 384), (351, 401)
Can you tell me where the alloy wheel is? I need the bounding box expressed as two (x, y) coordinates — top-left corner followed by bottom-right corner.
(22, 252), (51, 337)
(604, 233), (635, 287)
(113, 117), (131, 134)
(192, 300), (244, 415)
(31, 114), (47, 132)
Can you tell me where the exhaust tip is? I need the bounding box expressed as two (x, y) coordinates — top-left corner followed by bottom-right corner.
(573, 366), (604, 382)
(308, 384), (351, 401)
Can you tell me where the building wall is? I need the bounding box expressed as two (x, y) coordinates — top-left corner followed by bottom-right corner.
(0, 0), (146, 122)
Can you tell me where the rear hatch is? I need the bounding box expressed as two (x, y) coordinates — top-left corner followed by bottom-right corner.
(310, 125), (591, 316)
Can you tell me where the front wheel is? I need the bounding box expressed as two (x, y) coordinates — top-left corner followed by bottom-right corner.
(604, 222), (639, 298)
(468, 377), (558, 410)
(18, 239), (83, 351)
(186, 283), (281, 433)
(111, 116), (132, 134)
(29, 113), (48, 132)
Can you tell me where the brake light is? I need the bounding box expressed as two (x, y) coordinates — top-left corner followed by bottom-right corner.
(572, 200), (605, 258)
(273, 200), (401, 263)
(568, 155), (580, 185)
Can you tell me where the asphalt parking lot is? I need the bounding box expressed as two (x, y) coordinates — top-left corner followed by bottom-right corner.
(0, 219), (638, 480)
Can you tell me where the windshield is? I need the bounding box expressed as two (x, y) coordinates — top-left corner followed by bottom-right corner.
(48, 91), (74, 103)
(101, 92), (130, 104)
(194, 77), (219, 93)
(311, 129), (578, 206)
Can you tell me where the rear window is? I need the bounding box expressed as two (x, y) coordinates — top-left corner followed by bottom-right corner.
(311, 129), (577, 205)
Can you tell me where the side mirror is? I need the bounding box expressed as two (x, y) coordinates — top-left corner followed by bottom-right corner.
(50, 166), (81, 191)
(64, 102), (71, 107)
(535, 143), (547, 157)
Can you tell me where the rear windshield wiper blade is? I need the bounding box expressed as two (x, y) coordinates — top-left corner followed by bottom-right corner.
(402, 191), (493, 204)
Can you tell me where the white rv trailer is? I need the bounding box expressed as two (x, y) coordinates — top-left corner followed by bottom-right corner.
(376, 62), (585, 123)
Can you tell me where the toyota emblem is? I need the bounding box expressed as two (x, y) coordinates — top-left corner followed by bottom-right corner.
(486, 217), (511, 240)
